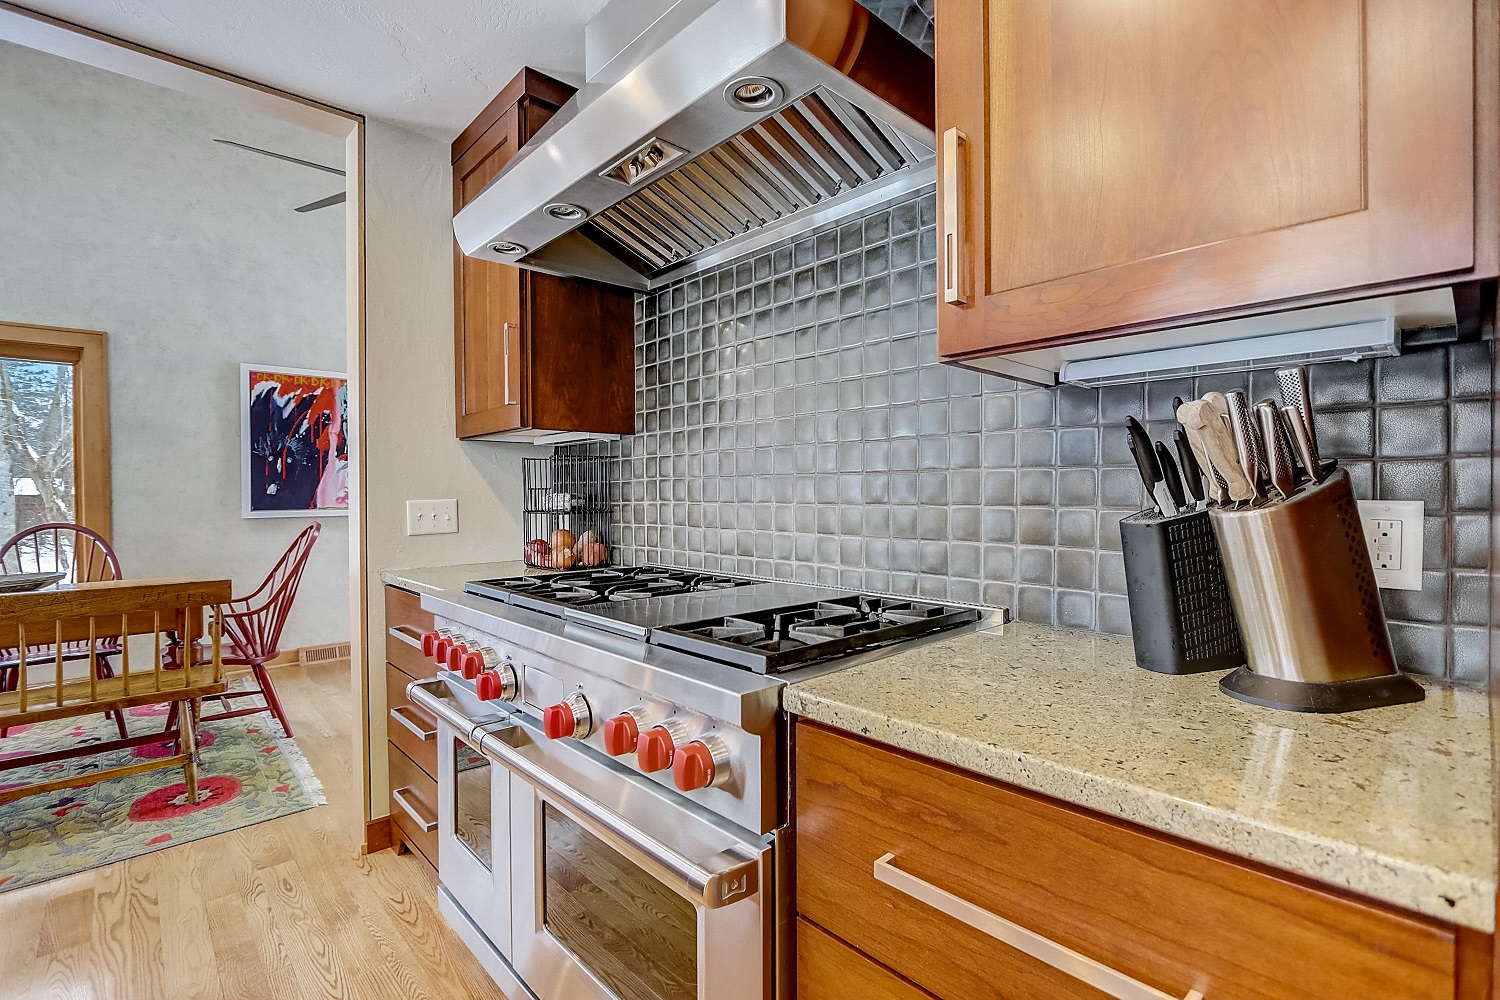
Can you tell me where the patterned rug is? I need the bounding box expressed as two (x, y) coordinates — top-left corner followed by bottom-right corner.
(0, 681), (324, 892)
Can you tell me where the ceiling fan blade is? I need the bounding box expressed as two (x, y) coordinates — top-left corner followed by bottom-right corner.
(294, 192), (347, 213)
(214, 138), (344, 176)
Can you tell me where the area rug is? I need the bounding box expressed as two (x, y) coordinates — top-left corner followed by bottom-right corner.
(0, 682), (325, 892)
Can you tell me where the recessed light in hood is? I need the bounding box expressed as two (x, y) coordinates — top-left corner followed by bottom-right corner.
(452, 0), (936, 292)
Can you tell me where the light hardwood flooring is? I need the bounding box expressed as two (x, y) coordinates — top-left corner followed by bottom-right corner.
(0, 660), (510, 1000)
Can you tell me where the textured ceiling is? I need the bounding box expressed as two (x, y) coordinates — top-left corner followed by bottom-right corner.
(14, 0), (612, 138)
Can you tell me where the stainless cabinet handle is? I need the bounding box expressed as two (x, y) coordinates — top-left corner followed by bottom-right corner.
(392, 787), (437, 833)
(873, 854), (1204, 1000)
(388, 625), (423, 649)
(389, 705), (436, 741)
(502, 321), (518, 406)
(479, 718), (760, 910)
(941, 127), (968, 305)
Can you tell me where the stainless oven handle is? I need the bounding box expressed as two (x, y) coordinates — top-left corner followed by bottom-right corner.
(408, 676), (488, 740)
(478, 721), (760, 911)
(388, 625), (424, 649)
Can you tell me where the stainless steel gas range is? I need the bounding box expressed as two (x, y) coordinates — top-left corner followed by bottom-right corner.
(404, 566), (993, 1000)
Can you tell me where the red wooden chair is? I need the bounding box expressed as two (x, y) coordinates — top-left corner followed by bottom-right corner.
(0, 523), (127, 738)
(169, 522), (321, 738)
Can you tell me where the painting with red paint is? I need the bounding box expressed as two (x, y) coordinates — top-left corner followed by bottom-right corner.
(241, 364), (349, 518)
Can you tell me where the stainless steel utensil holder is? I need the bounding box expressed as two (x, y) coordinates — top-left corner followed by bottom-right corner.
(1209, 469), (1423, 713)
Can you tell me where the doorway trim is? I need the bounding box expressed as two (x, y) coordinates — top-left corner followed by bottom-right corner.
(0, 2), (375, 833)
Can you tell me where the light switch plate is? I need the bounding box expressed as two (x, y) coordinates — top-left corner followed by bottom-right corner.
(1356, 500), (1423, 591)
(406, 499), (458, 536)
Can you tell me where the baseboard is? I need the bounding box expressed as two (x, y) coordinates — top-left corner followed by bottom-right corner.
(364, 815), (393, 855)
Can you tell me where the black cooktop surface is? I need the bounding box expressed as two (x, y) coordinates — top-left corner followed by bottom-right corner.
(466, 566), (755, 615)
(651, 595), (981, 673)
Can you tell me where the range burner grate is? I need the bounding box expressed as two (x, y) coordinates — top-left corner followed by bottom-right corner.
(466, 566), (756, 613)
(652, 596), (981, 673)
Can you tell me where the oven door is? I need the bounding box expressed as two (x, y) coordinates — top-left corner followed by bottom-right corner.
(436, 722), (511, 952)
(478, 716), (773, 1000)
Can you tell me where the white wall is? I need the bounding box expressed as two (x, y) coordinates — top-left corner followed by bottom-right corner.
(362, 117), (530, 810)
(0, 41), (348, 648)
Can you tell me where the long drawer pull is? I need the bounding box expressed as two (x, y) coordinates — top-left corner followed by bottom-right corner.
(389, 705), (436, 741)
(941, 127), (968, 305)
(392, 787), (438, 833)
(873, 854), (1204, 1000)
(388, 625), (423, 649)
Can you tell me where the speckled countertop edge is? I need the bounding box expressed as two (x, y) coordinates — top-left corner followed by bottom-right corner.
(785, 625), (1495, 932)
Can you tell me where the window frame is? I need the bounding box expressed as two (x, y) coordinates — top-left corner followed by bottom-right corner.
(0, 321), (112, 542)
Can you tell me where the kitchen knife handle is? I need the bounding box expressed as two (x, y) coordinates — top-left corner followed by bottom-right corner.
(1282, 404), (1324, 485)
(1174, 430), (1206, 503)
(1276, 366), (1321, 472)
(1255, 401), (1296, 501)
(1225, 390), (1266, 504)
(1156, 441), (1187, 513)
(1180, 400), (1254, 503)
(942, 128), (968, 305)
(1128, 435), (1165, 514)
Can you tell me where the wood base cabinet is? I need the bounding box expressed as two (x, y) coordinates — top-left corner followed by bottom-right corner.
(936, 0), (1499, 363)
(452, 69), (635, 440)
(384, 586), (439, 871)
(794, 720), (1491, 1000)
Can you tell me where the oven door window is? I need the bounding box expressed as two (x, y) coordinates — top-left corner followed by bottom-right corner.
(453, 739), (491, 869)
(541, 803), (697, 1000)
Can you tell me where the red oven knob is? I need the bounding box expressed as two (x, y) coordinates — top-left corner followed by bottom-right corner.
(459, 650), (483, 679)
(475, 669), (502, 701)
(542, 693), (592, 740)
(673, 741), (720, 792)
(421, 631), (441, 657)
(602, 713), (642, 756)
(445, 643), (470, 671)
(432, 636), (453, 662)
(637, 726), (676, 772)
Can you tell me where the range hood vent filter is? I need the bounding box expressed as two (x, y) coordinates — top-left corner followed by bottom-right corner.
(589, 89), (920, 275)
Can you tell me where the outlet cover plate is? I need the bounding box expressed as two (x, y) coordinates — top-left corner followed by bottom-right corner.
(1356, 499), (1423, 591)
(407, 499), (458, 536)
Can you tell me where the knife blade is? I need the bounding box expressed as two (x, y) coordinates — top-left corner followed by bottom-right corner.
(1282, 404), (1324, 485)
(1155, 441), (1187, 513)
(1254, 400), (1297, 501)
(1225, 390), (1268, 505)
(1275, 366), (1322, 477)
(1178, 400), (1254, 505)
(1126, 416), (1175, 515)
(1173, 428), (1206, 503)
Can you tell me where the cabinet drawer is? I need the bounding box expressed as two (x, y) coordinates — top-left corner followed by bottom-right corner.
(385, 585), (434, 680)
(388, 744), (439, 869)
(385, 662), (438, 778)
(796, 722), (1457, 1000)
(798, 918), (934, 1000)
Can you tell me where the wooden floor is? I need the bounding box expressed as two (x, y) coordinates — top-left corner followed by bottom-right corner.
(0, 660), (510, 1000)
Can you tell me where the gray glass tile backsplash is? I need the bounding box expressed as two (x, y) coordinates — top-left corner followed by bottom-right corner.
(572, 186), (1493, 683)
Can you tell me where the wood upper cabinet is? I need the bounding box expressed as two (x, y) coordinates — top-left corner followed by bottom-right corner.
(452, 69), (636, 440)
(936, 0), (1499, 362)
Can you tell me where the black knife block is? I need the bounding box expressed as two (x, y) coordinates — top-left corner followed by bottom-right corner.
(1120, 508), (1245, 675)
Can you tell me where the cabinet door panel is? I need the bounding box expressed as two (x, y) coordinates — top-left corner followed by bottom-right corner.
(939, 0), (1477, 356)
(454, 106), (524, 436)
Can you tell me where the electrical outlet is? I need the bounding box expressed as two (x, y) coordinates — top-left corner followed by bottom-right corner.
(1356, 500), (1423, 591)
(406, 499), (458, 536)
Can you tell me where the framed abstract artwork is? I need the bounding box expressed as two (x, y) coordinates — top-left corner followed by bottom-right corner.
(241, 364), (349, 518)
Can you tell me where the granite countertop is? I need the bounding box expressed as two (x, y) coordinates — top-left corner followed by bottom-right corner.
(381, 561), (540, 598)
(785, 621), (1495, 931)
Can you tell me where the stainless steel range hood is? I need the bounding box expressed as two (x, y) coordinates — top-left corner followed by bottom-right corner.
(453, 0), (936, 291)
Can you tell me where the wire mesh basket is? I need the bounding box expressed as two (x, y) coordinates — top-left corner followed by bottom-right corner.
(521, 454), (613, 569)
